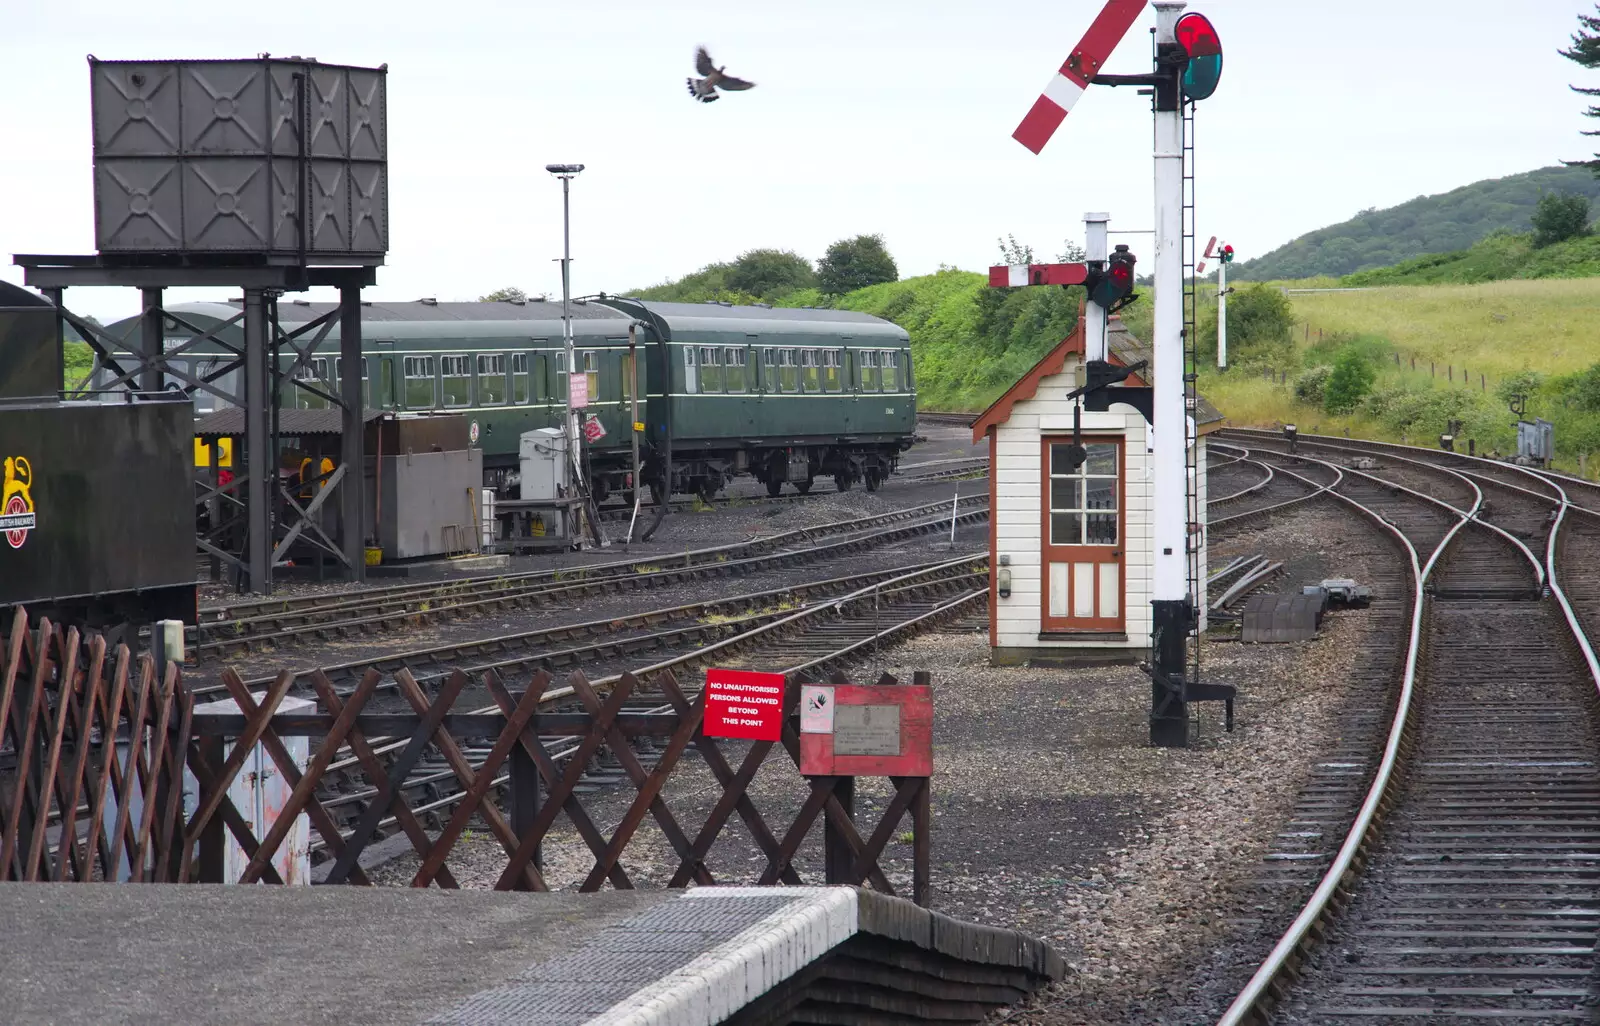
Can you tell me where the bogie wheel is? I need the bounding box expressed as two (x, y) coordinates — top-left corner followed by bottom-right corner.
(766, 477), (783, 498)
(697, 481), (718, 505)
(864, 468), (883, 492)
(835, 473), (854, 493)
(796, 478), (813, 495)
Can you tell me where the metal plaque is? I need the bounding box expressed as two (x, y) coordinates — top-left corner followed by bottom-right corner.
(832, 704), (901, 757)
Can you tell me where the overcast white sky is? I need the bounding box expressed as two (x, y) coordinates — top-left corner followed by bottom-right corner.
(3, 0), (1596, 322)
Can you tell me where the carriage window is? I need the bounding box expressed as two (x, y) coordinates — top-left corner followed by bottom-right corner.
(579, 350), (599, 402)
(801, 349), (820, 393)
(683, 346), (698, 394)
(698, 346), (723, 393)
(1049, 442), (1119, 545)
(761, 347), (778, 392)
(477, 354), (506, 405)
(724, 347), (747, 393)
(441, 354), (471, 407)
(823, 349), (842, 392)
(403, 356), (435, 408)
(858, 349), (879, 391)
(779, 348), (798, 393)
(881, 350), (899, 392)
(555, 351), (569, 403)
(511, 353), (530, 404)
(335, 357), (369, 406)
(293, 357), (332, 409)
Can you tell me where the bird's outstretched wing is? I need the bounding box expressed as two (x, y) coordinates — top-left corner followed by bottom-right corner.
(695, 46), (715, 76)
(717, 74), (755, 91)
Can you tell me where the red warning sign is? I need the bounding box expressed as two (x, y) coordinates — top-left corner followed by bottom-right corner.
(704, 668), (787, 741)
(799, 683), (933, 777)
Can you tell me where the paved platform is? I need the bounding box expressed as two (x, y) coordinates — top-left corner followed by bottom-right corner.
(0, 884), (1062, 1025)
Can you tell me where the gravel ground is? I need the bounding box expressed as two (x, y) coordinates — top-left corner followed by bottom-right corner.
(353, 501), (1394, 1026)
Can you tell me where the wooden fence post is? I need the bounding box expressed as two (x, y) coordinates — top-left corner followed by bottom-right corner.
(510, 743), (543, 871)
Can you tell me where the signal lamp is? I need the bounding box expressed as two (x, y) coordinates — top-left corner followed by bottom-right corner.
(1175, 12), (1223, 101)
(1090, 245), (1138, 310)
(1221, 243), (1234, 264)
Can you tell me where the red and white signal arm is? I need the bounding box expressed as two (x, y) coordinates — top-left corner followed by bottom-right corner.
(1013, 0), (1148, 154)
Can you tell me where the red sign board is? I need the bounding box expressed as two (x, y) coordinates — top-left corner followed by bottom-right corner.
(799, 684), (933, 777)
(704, 668), (786, 741)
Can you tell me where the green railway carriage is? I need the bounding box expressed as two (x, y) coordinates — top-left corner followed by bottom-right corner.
(98, 296), (916, 501)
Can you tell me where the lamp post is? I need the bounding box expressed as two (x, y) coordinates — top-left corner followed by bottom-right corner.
(546, 163), (585, 499)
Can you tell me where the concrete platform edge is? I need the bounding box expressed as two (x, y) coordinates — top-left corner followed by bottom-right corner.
(584, 887), (857, 1026)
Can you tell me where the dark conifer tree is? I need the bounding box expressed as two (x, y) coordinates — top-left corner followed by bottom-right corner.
(1561, 5), (1600, 175)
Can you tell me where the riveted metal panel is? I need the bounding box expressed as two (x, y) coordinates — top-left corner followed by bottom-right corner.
(92, 62), (183, 156)
(94, 159), (184, 250)
(179, 61), (272, 154)
(89, 56), (387, 258)
(181, 158), (275, 250)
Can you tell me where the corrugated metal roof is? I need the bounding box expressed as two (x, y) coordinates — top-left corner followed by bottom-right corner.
(194, 407), (390, 438)
(258, 298), (627, 323)
(598, 298), (908, 340)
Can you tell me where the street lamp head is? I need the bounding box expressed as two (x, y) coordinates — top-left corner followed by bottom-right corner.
(545, 163), (585, 175)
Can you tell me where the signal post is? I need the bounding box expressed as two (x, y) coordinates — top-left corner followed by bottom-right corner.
(996, 0), (1232, 747)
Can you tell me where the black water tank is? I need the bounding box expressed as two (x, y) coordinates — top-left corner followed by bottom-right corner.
(0, 282), (59, 402)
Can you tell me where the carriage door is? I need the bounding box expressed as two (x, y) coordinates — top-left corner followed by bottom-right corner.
(1042, 436), (1125, 633)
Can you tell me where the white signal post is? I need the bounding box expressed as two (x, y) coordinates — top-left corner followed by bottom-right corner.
(1006, 0), (1231, 747)
(1217, 248), (1228, 370)
(1151, 1), (1187, 632)
(1084, 212), (1110, 362)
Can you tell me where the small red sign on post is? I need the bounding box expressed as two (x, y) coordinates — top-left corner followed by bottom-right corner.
(799, 683), (933, 777)
(704, 668), (786, 741)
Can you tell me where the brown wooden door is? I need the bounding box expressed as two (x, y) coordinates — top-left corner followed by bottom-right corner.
(1041, 436), (1125, 633)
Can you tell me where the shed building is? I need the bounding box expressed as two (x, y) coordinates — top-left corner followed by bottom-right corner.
(971, 312), (1224, 665)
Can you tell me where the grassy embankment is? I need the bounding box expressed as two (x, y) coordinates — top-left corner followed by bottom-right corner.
(1195, 276), (1600, 472)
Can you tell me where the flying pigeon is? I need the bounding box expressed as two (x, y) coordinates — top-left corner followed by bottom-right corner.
(687, 46), (754, 103)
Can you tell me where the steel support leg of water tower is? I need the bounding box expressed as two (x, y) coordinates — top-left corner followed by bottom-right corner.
(140, 287), (164, 395)
(339, 285), (366, 583)
(243, 288), (272, 594)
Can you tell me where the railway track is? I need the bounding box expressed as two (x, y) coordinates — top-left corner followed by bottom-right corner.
(591, 456), (988, 522)
(306, 556), (987, 858)
(1214, 434), (1600, 1024)
(193, 495), (990, 658)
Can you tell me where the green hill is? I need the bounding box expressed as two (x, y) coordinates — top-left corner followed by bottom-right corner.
(1341, 230), (1600, 286)
(1237, 166), (1600, 281)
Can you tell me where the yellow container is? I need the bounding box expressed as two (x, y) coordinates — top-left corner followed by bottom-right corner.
(364, 546), (383, 567)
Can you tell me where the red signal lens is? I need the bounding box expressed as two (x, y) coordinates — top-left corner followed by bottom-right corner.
(1109, 263), (1131, 286)
(1175, 12), (1220, 57)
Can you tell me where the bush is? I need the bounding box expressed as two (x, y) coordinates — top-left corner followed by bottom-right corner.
(1294, 365), (1332, 404)
(1323, 348), (1377, 413)
(1532, 192), (1591, 248)
(817, 234), (899, 296)
(1195, 283), (1296, 368)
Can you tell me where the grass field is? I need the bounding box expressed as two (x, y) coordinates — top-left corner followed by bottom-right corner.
(1286, 278), (1600, 380)
(1191, 277), (1600, 474)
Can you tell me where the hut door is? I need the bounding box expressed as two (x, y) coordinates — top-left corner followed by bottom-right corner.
(1041, 436), (1125, 632)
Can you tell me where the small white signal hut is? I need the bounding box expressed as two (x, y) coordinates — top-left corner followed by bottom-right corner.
(971, 311), (1224, 665)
